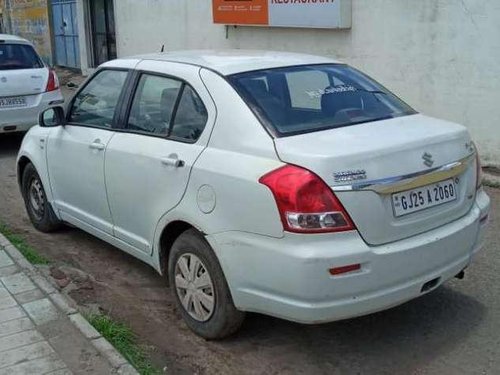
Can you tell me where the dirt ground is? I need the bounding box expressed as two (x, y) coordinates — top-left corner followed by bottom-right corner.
(1, 130), (499, 373)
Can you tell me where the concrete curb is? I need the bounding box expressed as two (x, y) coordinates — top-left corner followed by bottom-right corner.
(0, 232), (139, 375)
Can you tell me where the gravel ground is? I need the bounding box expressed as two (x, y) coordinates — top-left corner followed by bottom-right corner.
(0, 124), (499, 374)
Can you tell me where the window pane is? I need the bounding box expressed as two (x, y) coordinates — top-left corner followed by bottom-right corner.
(70, 70), (127, 128)
(127, 75), (182, 135)
(230, 64), (417, 137)
(171, 86), (208, 141)
(0, 44), (44, 70)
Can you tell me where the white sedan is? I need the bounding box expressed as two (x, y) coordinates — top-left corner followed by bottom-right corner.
(0, 34), (63, 133)
(17, 51), (490, 339)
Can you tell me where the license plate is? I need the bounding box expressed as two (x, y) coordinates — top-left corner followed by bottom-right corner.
(392, 179), (457, 217)
(0, 96), (27, 109)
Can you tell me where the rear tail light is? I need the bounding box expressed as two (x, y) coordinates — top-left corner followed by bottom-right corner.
(259, 165), (356, 233)
(473, 142), (482, 190)
(45, 69), (59, 92)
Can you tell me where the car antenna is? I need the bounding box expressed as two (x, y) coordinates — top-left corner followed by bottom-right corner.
(161, 44), (165, 53)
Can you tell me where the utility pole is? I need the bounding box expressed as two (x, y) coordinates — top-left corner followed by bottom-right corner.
(4, 0), (12, 34)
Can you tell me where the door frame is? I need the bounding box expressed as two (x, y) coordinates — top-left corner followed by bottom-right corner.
(49, 0), (81, 69)
(85, 0), (117, 68)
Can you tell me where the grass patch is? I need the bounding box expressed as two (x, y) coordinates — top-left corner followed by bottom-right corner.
(0, 223), (50, 265)
(87, 313), (160, 375)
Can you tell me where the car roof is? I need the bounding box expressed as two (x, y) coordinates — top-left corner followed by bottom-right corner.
(0, 34), (31, 45)
(104, 50), (341, 76)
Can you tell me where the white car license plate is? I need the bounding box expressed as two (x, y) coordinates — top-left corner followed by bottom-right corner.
(392, 179), (457, 217)
(0, 96), (27, 109)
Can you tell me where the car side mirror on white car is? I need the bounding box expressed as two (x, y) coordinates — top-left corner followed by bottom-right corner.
(39, 106), (66, 128)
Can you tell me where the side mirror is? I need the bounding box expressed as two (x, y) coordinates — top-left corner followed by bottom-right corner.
(39, 106), (66, 127)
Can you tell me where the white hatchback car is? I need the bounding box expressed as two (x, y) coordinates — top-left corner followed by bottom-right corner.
(17, 51), (490, 339)
(0, 34), (63, 133)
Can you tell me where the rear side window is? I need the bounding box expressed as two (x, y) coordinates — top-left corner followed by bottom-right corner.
(127, 74), (182, 136)
(0, 43), (44, 70)
(229, 64), (417, 137)
(126, 73), (208, 142)
(69, 69), (128, 128)
(170, 86), (208, 141)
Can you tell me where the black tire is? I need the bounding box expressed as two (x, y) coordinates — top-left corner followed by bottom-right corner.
(21, 163), (62, 233)
(168, 229), (245, 339)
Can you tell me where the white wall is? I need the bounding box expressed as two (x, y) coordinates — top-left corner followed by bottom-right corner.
(76, 0), (91, 75)
(114, 0), (500, 164)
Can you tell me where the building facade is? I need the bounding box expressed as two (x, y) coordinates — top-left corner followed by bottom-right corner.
(1, 0), (499, 163)
(0, 0), (52, 63)
(112, 0), (500, 164)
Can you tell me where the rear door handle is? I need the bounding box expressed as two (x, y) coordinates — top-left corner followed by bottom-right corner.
(160, 154), (185, 168)
(89, 140), (105, 151)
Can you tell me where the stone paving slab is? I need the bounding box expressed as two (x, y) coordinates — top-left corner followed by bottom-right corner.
(0, 265), (19, 278)
(1, 353), (67, 374)
(0, 341), (55, 369)
(0, 233), (138, 374)
(1, 273), (37, 295)
(22, 298), (60, 326)
(0, 317), (34, 338)
(13, 288), (45, 304)
(0, 329), (44, 352)
(0, 306), (25, 324)
(0, 251), (14, 268)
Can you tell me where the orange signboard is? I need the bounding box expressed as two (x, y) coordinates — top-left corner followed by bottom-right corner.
(212, 0), (269, 26)
(213, 0), (351, 29)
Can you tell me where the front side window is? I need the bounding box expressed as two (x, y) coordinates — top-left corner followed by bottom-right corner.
(126, 74), (208, 141)
(229, 64), (417, 136)
(0, 43), (44, 70)
(69, 69), (128, 128)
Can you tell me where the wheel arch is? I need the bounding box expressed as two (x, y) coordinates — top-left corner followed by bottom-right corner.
(17, 143), (59, 219)
(157, 220), (197, 283)
(17, 155), (32, 188)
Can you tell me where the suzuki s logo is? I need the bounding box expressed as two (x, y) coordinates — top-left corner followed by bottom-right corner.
(422, 152), (434, 168)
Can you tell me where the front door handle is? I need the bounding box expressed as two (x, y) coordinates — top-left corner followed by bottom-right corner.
(161, 154), (185, 168)
(89, 140), (105, 151)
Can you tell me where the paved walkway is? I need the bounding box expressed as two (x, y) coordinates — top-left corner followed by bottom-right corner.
(0, 235), (136, 374)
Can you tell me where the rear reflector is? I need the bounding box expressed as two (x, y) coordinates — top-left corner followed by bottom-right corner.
(329, 264), (361, 276)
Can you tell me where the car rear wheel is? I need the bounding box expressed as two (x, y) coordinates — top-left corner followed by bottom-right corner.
(21, 163), (61, 232)
(168, 229), (245, 339)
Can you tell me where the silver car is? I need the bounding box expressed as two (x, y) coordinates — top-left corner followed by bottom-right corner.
(0, 34), (63, 133)
(18, 51), (491, 339)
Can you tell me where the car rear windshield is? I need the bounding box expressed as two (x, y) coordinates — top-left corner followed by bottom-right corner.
(0, 43), (44, 70)
(229, 64), (417, 137)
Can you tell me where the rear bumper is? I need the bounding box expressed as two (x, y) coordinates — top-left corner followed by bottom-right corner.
(0, 90), (63, 133)
(207, 189), (490, 323)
